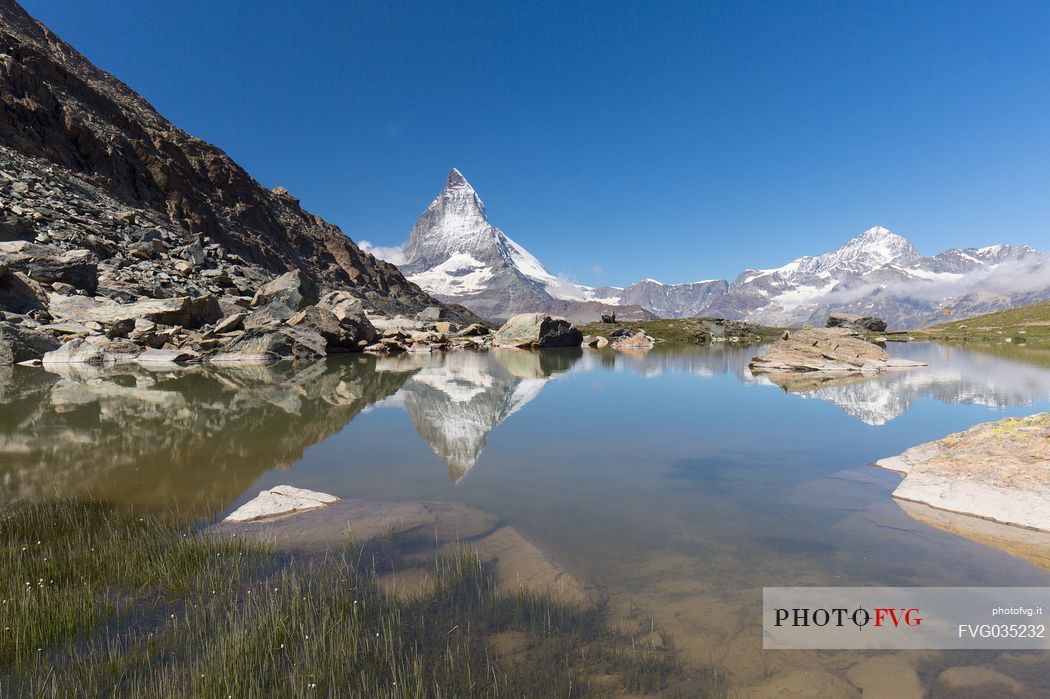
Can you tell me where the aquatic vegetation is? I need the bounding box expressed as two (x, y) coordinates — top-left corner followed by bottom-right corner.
(0, 501), (721, 697)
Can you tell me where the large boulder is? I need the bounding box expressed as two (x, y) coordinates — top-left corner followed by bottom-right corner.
(251, 270), (315, 311)
(493, 313), (583, 349)
(224, 485), (339, 522)
(749, 327), (925, 375)
(0, 322), (61, 364)
(0, 241), (98, 293)
(877, 413), (1050, 532)
(42, 336), (143, 365)
(416, 306), (450, 321)
(48, 293), (222, 329)
(243, 301), (296, 330)
(286, 305), (376, 352)
(315, 290), (365, 322)
(209, 326), (327, 363)
(826, 313), (888, 333)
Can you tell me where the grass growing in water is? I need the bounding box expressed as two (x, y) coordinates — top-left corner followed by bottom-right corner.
(1, 501), (724, 697)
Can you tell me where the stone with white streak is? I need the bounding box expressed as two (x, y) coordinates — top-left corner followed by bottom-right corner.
(224, 485), (339, 522)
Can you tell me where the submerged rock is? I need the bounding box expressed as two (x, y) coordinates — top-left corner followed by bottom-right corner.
(749, 327), (926, 375)
(493, 313), (582, 349)
(217, 495), (593, 601)
(225, 485), (339, 522)
(876, 413), (1050, 531)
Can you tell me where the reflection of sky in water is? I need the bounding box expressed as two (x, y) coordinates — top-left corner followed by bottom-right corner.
(5, 342), (1050, 690)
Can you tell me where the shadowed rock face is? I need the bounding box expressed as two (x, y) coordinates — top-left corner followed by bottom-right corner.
(0, 357), (415, 509)
(0, 0), (440, 315)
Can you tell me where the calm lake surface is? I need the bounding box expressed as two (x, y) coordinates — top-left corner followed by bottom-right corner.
(4, 342), (1050, 695)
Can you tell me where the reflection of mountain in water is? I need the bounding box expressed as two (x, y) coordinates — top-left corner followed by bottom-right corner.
(747, 343), (1050, 425)
(572, 344), (760, 379)
(377, 349), (581, 482)
(0, 358), (414, 509)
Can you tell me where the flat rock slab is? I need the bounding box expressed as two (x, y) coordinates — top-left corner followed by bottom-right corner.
(749, 327), (926, 376)
(224, 485), (339, 522)
(876, 413), (1050, 531)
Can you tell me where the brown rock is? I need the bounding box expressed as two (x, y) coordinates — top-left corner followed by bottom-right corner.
(749, 327), (926, 375)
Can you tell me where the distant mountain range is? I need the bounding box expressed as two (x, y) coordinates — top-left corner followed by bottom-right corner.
(380, 170), (1048, 328)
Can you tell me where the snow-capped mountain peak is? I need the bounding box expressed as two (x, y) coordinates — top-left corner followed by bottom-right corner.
(397, 169), (655, 321)
(401, 169), (496, 273)
(808, 226), (921, 276)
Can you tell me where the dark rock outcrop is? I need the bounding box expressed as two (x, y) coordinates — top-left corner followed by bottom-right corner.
(0, 321), (59, 364)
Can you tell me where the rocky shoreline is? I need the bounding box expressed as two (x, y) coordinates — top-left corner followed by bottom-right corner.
(0, 226), (651, 368)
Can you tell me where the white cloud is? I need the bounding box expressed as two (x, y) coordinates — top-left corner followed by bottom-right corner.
(816, 256), (1050, 307)
(358, 240), (408, 266)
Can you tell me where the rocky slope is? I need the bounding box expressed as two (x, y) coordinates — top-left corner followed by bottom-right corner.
(397, 169), (653, 323)
(0, 0), (442, 317)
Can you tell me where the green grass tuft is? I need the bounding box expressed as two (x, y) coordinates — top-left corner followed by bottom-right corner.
(0, 501), (724, 697)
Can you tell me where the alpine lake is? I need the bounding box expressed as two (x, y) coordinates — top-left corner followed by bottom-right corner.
(3, 340), (1050, 697)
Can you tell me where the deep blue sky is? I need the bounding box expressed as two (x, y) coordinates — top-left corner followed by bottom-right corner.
(22, 0), (1050, 286)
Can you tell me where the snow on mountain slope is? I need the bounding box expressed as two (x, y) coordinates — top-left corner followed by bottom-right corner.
(395, 169), (652, 322)
(705, 227), (1048, 328)
(377, 169), (1047, 327)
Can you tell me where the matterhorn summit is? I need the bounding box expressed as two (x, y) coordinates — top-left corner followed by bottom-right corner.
(396, 169), (652, 322)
